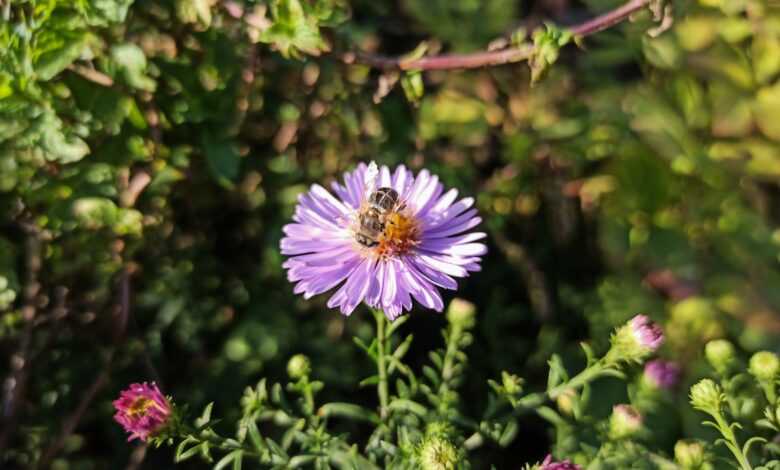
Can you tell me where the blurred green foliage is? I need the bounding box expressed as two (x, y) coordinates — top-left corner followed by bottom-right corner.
(2, 0), (780, 468)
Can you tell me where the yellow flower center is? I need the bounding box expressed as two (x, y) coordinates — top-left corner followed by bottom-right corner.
(128, 397), (156, 419)
(377, 212), (419, 257)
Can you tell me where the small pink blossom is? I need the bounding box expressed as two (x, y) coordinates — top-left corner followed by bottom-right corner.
(113, 382), (172, 442)
(630, 315), (664, 352)
(540, 454), (581, 470)
(644, 359), (681, 389)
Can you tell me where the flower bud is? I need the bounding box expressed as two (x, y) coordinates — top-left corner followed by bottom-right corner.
(287, 354), (311, 379)
(644, 359), (681, 390)
(609, 404), (643, 439)
(446, 298), (476, 329)
(418, 436), (458, 470)
(556, 389), (577, 416)
(501, 371), (523, 396)
(689, 379), (722, 414)
(540, 454), (582, 470)
(674, 440), (706, 469)
(630, 315), (664, 350)
(704, 339), (735, 373)
(749, 351), (780, 382)
(607, 315), (664, 363)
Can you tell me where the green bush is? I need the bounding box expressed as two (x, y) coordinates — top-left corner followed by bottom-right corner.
(3, 0), (780, 468)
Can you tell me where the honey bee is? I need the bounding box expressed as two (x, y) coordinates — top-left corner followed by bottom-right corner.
(355, 187), (405, 247)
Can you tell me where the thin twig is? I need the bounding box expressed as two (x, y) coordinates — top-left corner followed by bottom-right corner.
(36, 360), (112, 469)
(0, 225), (41, 451)
(492, 231), (553, 321)
(68, 64), (114, 87)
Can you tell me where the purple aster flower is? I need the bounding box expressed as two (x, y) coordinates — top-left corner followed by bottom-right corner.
(281, 162), (486, 319)
(540, 454), (581, 470)
(113, 382), (172, 442)
(644, 359), (681, 389)
(630, 314), (664, 352)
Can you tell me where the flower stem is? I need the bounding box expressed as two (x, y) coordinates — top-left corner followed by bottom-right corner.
(515, 360), (609, 409)
(713, 413), (753, 470)
(373, 309), (389, 420)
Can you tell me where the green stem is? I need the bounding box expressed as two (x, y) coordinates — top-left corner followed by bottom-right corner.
(713, 413), (753, 470)
(441, 324), (462, 383)
(374, 309), (389, 421)
(516, 360), (609, 409)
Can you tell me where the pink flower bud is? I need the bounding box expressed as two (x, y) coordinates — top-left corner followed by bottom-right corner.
(644, 359), (681, 389)
(630, 315), (664, 352)
(541, 454), (582, 470)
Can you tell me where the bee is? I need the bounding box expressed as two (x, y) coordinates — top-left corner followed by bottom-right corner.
(355, 187), (404, 247)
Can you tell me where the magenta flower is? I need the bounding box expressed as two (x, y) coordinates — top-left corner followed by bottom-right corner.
(644, 359), (681, 389)
(540, 454), (582, 470)
(281, 162), (486, 319)
(630, 315), (664, 352)
(113, 382), (172, 442)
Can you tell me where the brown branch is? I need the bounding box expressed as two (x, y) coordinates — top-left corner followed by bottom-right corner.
(343, 0), (652, 71)
(36, 360), (112, 469)
(68, 64), (114, 87)
(0, 225), (42, 451)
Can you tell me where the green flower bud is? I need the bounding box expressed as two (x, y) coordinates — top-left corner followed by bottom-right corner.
(689, 379), (723, 414)
(556, 389), (577, 416)
(501, 371), (523, 396)
(446, 298), (475, 329)
(608, 404), (643, 439)
(704, 339), (735, 373)
(425, 421), (454, 439)
(418, 436), (458, 470)
(674, 440), (706, 469)
(287, 354), (311, 379)
(749, 351), (780, 382)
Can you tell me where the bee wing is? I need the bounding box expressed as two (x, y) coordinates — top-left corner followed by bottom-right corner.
(364, 161), (379, 201)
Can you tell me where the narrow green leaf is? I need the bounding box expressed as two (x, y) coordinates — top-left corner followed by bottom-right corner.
(388, 399), (427, 417)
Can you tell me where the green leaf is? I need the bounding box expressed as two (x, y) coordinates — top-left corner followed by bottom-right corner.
(546, 354), (568, 391)
(35, 33), (89, 81)
(214, 450), (242, 470)
(755, 84), (780, 141)
(111, 43), (156, 91)
(387, 398), (427, 417)
(196, 402), (214, 428)
(202, 135), (241, 187)
(175, 436), (200, 462)
(318, 402), (380, 423)
(358, 375), (379, 387)
(176, 0), (213, 28)
(400, 72), (424, 104)
(289, 455), (317, 468)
